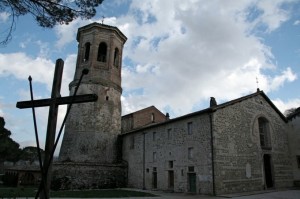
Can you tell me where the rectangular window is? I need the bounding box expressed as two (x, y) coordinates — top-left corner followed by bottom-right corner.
(188, 147), (193, 159)
(188, 122), (193, 135)
(167, 128), (172, 140)
(188, 166), (194, 172)
(169, 161), (173, 169)
(297, 156), (300, 169)
(129, 136), (134, 149)
(153, 152), (157, 162)
(153, 132), (156, 141)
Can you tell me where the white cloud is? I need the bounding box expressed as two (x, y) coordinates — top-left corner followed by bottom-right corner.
(0, 52), (76, 154)
(2, 0), (295, 118)
(0, 53), (55, 90)
(0, 0), (298, 152)
(273, 98), (300, 113)
(35, 40), (50, 58)
(269, 67), (297, 91)
(0, 12), (10, 23)
(54, 19), (87, 48)
(117, 0), (297, 116)
(294, 20), (300, 25)
(254, 0), (292, 32)
(0, 52), (76, 94)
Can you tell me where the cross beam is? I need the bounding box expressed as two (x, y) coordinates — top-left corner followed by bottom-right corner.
(16, 94), (97, 109)
(16, 59), (97, 199)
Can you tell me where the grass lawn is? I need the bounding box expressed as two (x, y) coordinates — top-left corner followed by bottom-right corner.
(0, 187), (157, 198)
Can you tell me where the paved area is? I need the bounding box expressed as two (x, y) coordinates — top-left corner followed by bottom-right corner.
(115, 188), (300, 199)
(10, 188), (300, 199)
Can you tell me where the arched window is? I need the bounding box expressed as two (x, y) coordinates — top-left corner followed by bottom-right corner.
(97, 42), (107, 62)
(113, 48), (119, 67)
(83, 42), (90, 62)
(258, 117), (271, 149)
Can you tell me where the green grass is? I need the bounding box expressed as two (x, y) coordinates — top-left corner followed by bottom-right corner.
(0, 187), (157, 198)
(0, 187), (36, 198)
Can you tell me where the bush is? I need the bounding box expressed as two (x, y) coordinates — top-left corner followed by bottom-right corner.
(2, 173), (18, 187)
(51, 176), (72, 191)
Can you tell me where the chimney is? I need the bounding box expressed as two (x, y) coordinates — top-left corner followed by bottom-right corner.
(210, 97), (217, 107)
(166, 112), (170, 120)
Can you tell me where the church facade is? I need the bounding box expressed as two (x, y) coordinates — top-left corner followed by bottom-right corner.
(121, 91), (293, 195)
(54, 23), (297, 195)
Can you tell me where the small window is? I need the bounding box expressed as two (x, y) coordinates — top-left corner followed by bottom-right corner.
(297, 156), (300, 169)
(153, 167), (157, 172)
(188, 122), (193, 135)
(188, 147), (193, 159)
(153, 132), (156, 141)
(169, 161), (173, 169)
(97, 42), (107, 62)
(83, 42), (90, 62)
(153, 152), (157, 162)
(188, 166), (194, 172)
(113, 48), (120, 67)
(130, 136), (134, 149)
(167, 128), (172, 140)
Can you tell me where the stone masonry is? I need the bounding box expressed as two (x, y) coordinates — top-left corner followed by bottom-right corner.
(121, 91), (294, 195)
(122, 109), (213, 194)
(53, 22), (295, 195)
(54, 23), (127, 189)
(287, 108), (300, 185)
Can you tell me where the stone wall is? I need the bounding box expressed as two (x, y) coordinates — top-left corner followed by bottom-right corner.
(122, 112), (213, 194)
(59, 83), (121, 164)
(288, 115), (300, 182)
(212, 94), (293, 194)
(53, 162), (127, 190)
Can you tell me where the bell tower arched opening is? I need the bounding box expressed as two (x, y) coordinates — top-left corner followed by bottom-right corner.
(83, 42), (91, 62)
(97, 42), (107, 62)
(113, 47), (120, 67)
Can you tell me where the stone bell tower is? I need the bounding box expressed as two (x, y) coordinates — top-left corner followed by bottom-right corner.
(54, 23), (127, 189)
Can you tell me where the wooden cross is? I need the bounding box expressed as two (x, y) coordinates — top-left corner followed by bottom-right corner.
(16, 59), (97, 199)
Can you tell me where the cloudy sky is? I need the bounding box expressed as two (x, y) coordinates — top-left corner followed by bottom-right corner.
(0, 0), (300, 154)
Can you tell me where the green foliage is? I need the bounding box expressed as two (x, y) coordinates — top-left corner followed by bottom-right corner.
(0, 117), (21, 163)
(284, 108), (297, 117)
(51, 176), (72, 191)
(0, 0), (104, 45)
(20, 146), (45, 165)
(0, 187), (36, 198)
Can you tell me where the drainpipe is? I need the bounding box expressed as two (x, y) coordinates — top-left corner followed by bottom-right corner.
(143, 132), (146, 189)
(210, 112), (216, 196)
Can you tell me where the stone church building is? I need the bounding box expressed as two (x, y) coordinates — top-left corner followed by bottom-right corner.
(53, 23), (298, 195)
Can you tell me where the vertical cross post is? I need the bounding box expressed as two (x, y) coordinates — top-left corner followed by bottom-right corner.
(16, 59), (98, 198)
(41, 59), (64, 199)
